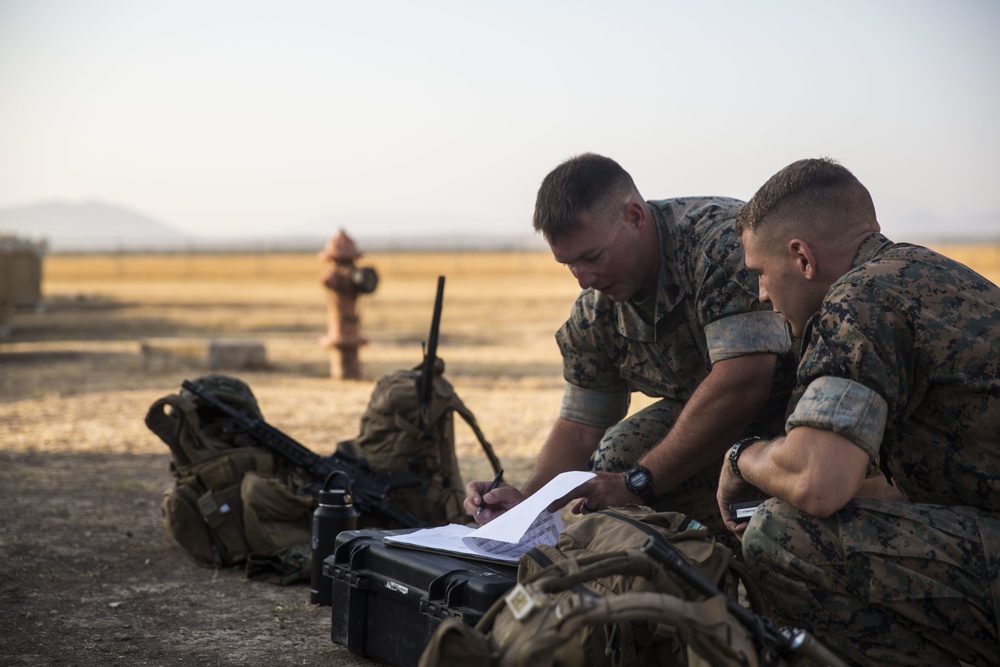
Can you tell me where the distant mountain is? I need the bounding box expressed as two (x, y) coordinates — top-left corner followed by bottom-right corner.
(0, 201), (187, 252)
(0, 201), (551, 253)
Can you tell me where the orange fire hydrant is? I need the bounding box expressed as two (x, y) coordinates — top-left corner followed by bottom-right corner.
(319, 229), (379, 379)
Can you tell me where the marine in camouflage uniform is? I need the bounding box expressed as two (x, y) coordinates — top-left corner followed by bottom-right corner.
(558, 196), (794, 538)
(464, 154), (795, 548)
(723, 158), (1000, 666)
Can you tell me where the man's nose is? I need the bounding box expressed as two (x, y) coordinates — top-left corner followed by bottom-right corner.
(759, 284), (771, 304)
(570, 264), (597, 290)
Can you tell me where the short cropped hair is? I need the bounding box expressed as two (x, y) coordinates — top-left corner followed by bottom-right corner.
(533, 153), (637, 242)
(736, 158), (877, 240)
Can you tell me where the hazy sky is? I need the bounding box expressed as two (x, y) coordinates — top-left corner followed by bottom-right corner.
(1, 0), (998, 240)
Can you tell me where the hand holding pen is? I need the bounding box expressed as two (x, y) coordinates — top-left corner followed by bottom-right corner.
(476, 469), (504, 516)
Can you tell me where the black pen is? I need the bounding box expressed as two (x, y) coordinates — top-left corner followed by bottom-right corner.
(476, 469), (504, 516)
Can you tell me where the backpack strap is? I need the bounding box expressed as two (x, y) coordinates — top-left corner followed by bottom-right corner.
(450, 395), (503, 476)
(727, 558), (769, 618)
(526, 549), (681, 596)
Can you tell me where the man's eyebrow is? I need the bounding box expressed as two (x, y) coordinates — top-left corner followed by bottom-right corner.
(559, 244), (603, 266)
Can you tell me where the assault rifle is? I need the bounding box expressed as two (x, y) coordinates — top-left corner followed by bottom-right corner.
(641, 535), (848, 667)
(415, 275), (445, 435)
(180, 379), (428, 529)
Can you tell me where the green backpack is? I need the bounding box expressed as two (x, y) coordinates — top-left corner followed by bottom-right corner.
(145, 374), (314, 568)
(419, 507), (767, 667)
(340, 358), (503, 528)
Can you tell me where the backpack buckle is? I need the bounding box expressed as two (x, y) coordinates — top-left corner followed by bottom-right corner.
(504, 583), (539, 622)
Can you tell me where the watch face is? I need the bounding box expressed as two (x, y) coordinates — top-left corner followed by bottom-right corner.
(627, 467), (650, 490)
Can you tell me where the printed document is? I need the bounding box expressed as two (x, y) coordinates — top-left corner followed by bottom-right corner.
(383, 470), (595, 563)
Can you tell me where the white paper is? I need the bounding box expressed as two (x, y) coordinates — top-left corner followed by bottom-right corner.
(383, 523), (484, 559)
(383, 470), (595, 563)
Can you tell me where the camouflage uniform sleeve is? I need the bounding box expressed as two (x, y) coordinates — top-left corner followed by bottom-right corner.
(703, 311), (791, 363)
(787, 280), (899, 459)
(559, 383), (631, 428)
(786, 376), (888, 460)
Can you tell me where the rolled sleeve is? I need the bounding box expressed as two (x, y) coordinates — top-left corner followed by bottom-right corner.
(559, 383), (630, 429)
(785, 376), (888, 461)
(704, 311), (791, 364)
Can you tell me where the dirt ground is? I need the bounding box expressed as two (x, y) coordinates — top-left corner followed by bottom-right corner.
(0, 256), (575, 667)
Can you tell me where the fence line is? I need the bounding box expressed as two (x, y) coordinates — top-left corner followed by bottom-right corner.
(41, 249), (567, 282)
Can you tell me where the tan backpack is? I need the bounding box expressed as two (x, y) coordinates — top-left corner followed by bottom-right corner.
(420, 507), (846, 667)
(341, 358), (503, 528)
(146, 374), (314, 567)
(423, 555), (761, 667)
(338, 275), (503, 528)
(420, 507), (763, 667)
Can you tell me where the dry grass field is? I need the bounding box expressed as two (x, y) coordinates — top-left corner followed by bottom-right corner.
(2, 243), (998, 666)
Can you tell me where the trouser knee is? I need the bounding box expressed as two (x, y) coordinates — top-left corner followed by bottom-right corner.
(742, 497), (821, 571)
(588, 400), (682, 473)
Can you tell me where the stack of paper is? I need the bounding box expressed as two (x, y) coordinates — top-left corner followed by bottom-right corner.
(384, 470), (595, 563)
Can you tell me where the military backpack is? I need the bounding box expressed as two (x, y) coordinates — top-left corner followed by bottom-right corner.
(145, 374), (315, 569)
(340, 358), (503, 528)
(419, 507), (766, 667)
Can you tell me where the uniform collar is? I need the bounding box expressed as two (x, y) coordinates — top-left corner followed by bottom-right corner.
(851, 232), (894, 269)
(802, 232), (896, 348)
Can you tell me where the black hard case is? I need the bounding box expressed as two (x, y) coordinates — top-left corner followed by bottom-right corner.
(325, 528), (517, 667)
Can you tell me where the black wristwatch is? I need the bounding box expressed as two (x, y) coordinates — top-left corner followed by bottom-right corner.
(624, 464), (657, 503)
(728, 436), (764, 480)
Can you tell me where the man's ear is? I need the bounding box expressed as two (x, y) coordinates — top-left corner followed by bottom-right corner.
(623, 201), (645, 230)
(788, 239), (817, 280)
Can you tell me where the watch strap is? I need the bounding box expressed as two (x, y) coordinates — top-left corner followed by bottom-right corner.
(728, 436), (763, 480)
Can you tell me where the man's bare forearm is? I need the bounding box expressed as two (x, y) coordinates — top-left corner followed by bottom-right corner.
(738, 427), (870, 517)
(639, 353), (777, 495)
(523, 417), (604, 495)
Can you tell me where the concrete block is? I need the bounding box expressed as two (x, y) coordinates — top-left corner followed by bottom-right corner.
(207, 339), (267, 370)
(139, 338), (208, 372)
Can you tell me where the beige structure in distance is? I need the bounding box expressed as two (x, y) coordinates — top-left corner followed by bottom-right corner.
(0, 236), (46, 341)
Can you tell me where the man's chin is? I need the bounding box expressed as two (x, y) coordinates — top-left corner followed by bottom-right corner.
(596, 285), (627, 302)
(782, 317), (804, 338)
